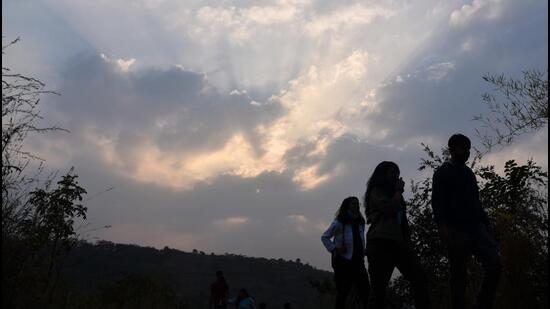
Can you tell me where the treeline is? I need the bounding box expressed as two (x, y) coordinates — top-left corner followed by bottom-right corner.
(42, 240), (334, 309)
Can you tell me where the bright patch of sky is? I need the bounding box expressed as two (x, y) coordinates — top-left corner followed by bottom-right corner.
(3, 0), (547, 270)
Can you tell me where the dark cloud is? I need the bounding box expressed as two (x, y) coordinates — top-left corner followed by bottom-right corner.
(48, 53), (283, 163)
(362, 0), (548, 147)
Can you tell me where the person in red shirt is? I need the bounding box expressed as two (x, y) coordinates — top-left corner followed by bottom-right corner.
(210, 270), (229, 309)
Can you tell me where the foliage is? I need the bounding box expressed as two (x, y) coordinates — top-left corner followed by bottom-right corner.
(58, 241), (332, 309)
(475, 70), (548, 150)
(390, 69), (549, 308)
(309, 277), (336, 309)
(390, 145), (548, 309)
(477, 160), (548, 308)
(2, 38), (88, 309)
(99, 274), (179, 309)
(2, 38), (64, 229)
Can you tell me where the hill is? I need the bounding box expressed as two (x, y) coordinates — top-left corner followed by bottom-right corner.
(60, 241), (335, 308)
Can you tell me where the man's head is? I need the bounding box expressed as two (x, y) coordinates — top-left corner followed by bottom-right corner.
(216, 270), (223, 278)
(448, 134), (471, 165)
(259, 303), (267, 309)
(284, 303), (292, 309)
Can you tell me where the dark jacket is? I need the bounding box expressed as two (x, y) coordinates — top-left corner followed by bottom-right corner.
(432, 161), (489, 230)
(366, 187), (411, 242)
(210, 278), (229, 305)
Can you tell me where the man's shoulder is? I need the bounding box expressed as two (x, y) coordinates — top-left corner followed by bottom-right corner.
(434, 162), (453, 176)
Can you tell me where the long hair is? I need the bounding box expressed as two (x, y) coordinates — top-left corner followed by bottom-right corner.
(364, 161), (400, 221)
(335, 196), (365, 225)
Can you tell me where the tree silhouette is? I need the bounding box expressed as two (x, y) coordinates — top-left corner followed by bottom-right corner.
(2, 38), (89, 308)
(475, 70), (548, 151)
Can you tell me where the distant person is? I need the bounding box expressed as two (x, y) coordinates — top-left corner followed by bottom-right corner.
(432, 134), (502, 309)
(259, 303), (267, 309)
(283, 303), (292, 309)
(322, 196), (370, 309)
(210, 270), (229, 309)
(364, 161), (431, 309)
(229, 288), (256, 309)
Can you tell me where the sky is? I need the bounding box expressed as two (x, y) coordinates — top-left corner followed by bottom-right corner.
(3, 0), (548, 271)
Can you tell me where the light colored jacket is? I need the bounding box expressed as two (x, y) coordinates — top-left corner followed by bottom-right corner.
(228, 297), (256, 309)
(238, 297), (256, 309)
(321, 219), (366, 260)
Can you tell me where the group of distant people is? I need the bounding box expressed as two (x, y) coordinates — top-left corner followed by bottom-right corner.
(321, 134), (502, 309)
(209, 270), (293, 309)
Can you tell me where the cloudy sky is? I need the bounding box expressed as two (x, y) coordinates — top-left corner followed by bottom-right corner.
(3, 0), (548, 271)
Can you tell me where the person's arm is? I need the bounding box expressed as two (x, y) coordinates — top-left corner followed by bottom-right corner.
(369, 187), (403, 217)
(321, 221), (338, 253)
(321, 220), (343, 253)
(432, 169), (451, 241)
(400, 197), (412, 241)
(321, 221), (346, 254)
(471, 170), (490, 226)
(431, 169), (449, 225)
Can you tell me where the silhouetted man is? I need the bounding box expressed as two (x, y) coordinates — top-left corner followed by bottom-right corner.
(432, 134), (502, 309)
(283, 303), (292, 309)
(210, 270), (229, 309)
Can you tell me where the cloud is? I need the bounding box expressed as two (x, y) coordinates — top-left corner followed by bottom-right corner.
(46, 49), (375, 191)
(37, 49), (372, 191)
(262, 51), (370, 189)
(481, 127), (549, 173)
(190, 2), (394, 43)
(355, 0), (548, 149)
(425, 62), (456, 81)
(5, 0), (547, 271)
(100, 54), (137, 72)
(304, 4), (395, 36)
(44, 53), (284, 189)
(96, 223), (205, 250)
(285, 214), (327, 236)
(212, 216), (250, 228)
(449, 0), (506, 28)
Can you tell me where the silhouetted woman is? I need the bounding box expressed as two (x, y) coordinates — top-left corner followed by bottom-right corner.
(322, 196), (370, 308)
(364, 161), (431, 309)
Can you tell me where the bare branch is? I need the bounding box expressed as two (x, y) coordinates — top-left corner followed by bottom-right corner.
(475, 70), (548, 151)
